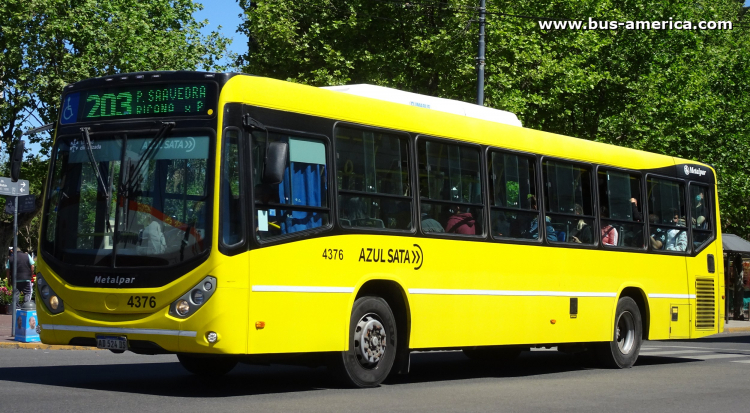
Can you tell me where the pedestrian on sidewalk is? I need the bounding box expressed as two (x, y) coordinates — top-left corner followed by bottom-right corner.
(5, 247), (34, 307)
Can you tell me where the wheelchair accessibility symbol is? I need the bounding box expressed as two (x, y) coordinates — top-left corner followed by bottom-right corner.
(60, 93), (79, 125)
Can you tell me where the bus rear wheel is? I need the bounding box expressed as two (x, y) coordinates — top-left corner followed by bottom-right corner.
(336, 296), (397, 388)
(596, 296), (642, 368)
(177, 354), (238, 377)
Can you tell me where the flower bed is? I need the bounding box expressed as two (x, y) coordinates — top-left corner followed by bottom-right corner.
(0, 279), (12, 306)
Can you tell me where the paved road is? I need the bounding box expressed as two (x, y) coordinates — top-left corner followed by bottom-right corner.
(1, 334), (750, 413)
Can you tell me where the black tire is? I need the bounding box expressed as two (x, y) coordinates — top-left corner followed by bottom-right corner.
(177, 354), (238, 377)
(463, 346), (524, 364)
(336, 296), (398, 388)
(596, 296), (643, 368)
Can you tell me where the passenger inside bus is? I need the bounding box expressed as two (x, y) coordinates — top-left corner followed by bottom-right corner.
(600, 206), (619, 246)
(666, 214), (688, 251)
(528, 196), (557, 241)
(622, 197), (644, 248)
(139, 216), (166, 255)
(649, 213), (665, 250)
(445, 205), (476, 235)
(630, 197), (643, 222)
(570, 204), (593, 244)
(420, 203), (444, 232)
(693, 191), (707, 229)
(493, 212), (510, 237)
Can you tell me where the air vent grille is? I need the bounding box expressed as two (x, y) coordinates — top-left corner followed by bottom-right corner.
(695, 278), (716, 330)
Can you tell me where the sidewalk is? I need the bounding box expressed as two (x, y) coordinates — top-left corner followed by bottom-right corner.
(0, 313), (96, 350)
(721, 319), (750, 334)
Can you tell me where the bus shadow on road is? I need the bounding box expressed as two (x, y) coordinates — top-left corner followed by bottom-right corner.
(0, 350), (698, 396)
(0, 361), (334, 397)
(668, 334), (750, 345)
(632, 356), (700, 366)
(387, 350), (697, 386)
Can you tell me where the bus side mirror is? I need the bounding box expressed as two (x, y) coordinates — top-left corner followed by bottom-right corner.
(262, 141), (288, 185)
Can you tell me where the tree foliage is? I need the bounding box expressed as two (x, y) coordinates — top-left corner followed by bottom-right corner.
(0, 0), (232, 250)
(239, 0), (750, 238)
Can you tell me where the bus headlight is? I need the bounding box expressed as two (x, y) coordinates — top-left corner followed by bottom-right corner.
(36, 273), (65, 314)
(191, 289), (204, 305)
(169, 276), (217, 319)
(175, 300), (190, 316)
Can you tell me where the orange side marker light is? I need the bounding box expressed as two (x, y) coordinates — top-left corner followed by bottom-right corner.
(550, 319), (556, 325)
(256, 321), (266, 329)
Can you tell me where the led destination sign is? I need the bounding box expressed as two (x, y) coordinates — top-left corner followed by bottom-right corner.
(59, 82), (216, 124)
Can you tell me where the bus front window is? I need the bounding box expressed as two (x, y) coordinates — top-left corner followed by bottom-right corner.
(43, 133), (211, 267)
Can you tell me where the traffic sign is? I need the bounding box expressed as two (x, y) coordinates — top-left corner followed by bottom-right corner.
(4, 194), (36, 214)
(0, 177), (30, 196)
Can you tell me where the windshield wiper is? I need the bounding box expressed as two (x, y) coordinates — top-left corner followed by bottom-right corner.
(80, 127), (113, 232)
(111, 122), (175, 268)
(122, 122), (175, 194)
(116, 121), (175, 225)
(80, 127), (110, 199)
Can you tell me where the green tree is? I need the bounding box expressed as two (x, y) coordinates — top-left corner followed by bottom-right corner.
(0, 0), (232, 251)
(239, 0), (750, 238)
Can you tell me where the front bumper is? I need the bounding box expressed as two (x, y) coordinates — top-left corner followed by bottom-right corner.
(38, 286), (249, 354)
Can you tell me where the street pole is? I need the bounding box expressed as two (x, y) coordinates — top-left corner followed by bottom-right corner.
(10, 195), (17, 337)
(476, 0), (486, 105)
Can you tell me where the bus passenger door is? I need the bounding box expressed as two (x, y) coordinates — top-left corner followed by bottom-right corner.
(685, 182), (719, 338)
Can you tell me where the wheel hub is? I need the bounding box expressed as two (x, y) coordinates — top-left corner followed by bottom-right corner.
(616, 311), (635, 354)
(354, 314), (387, 368)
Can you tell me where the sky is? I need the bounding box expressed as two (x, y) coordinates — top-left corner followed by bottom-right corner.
(194, 0), (249, 70)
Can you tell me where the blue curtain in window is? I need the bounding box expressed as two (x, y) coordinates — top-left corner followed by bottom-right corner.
(277, 163), (324, 233)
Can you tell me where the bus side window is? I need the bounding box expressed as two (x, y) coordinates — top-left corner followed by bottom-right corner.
(335, 126), (411, 230)
(252, 131), (330, 241)
(488, 151), (539, 241)
(543, 160), (595, 244)
(690, 183), (712, 251)
(418, 139), (483, 236)
(647, 177), (687, 253)
(598, 169), (644, 249)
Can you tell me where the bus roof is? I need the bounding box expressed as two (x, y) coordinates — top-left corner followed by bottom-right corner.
(222, 75), (713, 176)
(322, 84), (522, 128)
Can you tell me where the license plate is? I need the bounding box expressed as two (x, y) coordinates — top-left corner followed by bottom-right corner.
(96, 335), (127, 351)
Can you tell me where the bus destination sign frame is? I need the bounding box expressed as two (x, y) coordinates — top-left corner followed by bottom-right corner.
(60, 82), (217, 125)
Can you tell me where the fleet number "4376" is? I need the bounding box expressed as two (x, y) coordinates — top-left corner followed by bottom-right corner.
(127, 296), (156, 308)
(322, 248), (344, 260)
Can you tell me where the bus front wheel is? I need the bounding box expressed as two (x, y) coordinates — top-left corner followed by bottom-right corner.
(596, 296), (642, 368)
(177, 354), (238, 377)
(336, 296), (398, 388)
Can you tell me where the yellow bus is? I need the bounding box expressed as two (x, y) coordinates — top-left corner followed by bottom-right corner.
(36, 72), (722, 387)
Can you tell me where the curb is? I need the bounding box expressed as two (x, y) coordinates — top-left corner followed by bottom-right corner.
(0, 341), (97, 351)
(723, 326), (750, 334)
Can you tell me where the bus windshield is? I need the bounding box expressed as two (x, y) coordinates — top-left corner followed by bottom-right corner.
(42, 131), (211, 267)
